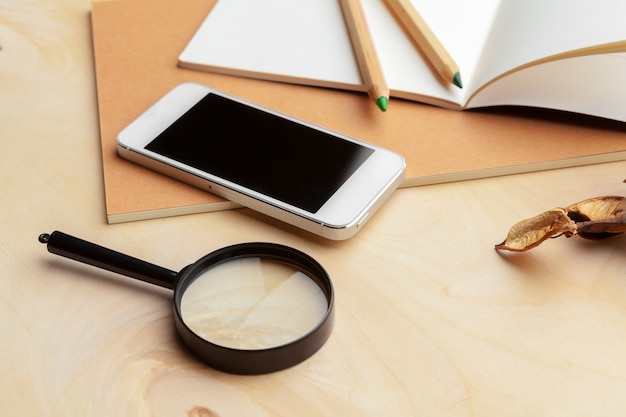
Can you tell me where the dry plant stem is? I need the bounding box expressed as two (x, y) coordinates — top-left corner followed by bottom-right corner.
(496, 196), (626, 252)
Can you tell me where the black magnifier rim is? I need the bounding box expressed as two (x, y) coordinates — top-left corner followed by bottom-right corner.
(173, 242), (334, 375)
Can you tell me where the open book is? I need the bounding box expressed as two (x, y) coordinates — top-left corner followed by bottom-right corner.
(179, 0), (626, 122)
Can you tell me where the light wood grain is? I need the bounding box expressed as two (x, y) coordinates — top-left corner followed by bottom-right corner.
(2, 1), (626, 416)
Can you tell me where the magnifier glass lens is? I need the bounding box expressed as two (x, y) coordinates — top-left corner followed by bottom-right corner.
(180, 257), (328, 350)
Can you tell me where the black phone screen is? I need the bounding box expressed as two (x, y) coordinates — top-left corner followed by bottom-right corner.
(146, 93), (374, 213)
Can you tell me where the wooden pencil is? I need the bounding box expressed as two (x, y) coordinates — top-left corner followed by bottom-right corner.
(339, 0), (390, 111)
(383, 0), (462, 88)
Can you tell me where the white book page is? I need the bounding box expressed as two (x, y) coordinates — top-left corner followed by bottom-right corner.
(471, 0), (626, 97)
(179, 0), (363, 90)
(468, 53), (626, 122)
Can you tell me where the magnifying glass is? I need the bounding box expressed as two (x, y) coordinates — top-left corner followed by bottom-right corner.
(38, 231), (334, 374)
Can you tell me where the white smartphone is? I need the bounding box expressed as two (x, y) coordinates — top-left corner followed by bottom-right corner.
(117, 83), (406, 240)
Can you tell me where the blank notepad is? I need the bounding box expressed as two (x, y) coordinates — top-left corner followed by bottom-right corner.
(179, 0), (363, 90)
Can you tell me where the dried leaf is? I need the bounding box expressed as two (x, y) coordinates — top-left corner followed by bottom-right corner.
(495, 208), (577, 251)
(495, 195), (625, 251)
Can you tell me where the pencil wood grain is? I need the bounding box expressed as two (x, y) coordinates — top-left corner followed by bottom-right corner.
(383, 0), (462, 87)
(339, 0), (390, 110)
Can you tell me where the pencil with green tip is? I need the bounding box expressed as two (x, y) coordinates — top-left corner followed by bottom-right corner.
(339, 0), (390, 112)
(383, 0), (462, 89)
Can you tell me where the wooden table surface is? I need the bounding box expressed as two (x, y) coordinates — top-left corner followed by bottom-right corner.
(2, 1), (626, 416)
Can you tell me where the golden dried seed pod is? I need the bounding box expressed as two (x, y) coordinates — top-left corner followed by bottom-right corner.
(496, 196), (625, 251)
(568, 196), (626, 239)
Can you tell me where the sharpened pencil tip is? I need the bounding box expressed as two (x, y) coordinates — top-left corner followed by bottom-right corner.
(453, 72), (463, 89)
(376, 96), (388, 112)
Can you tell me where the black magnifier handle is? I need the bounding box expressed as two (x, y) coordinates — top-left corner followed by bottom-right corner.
(39, 231), (179, 290)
